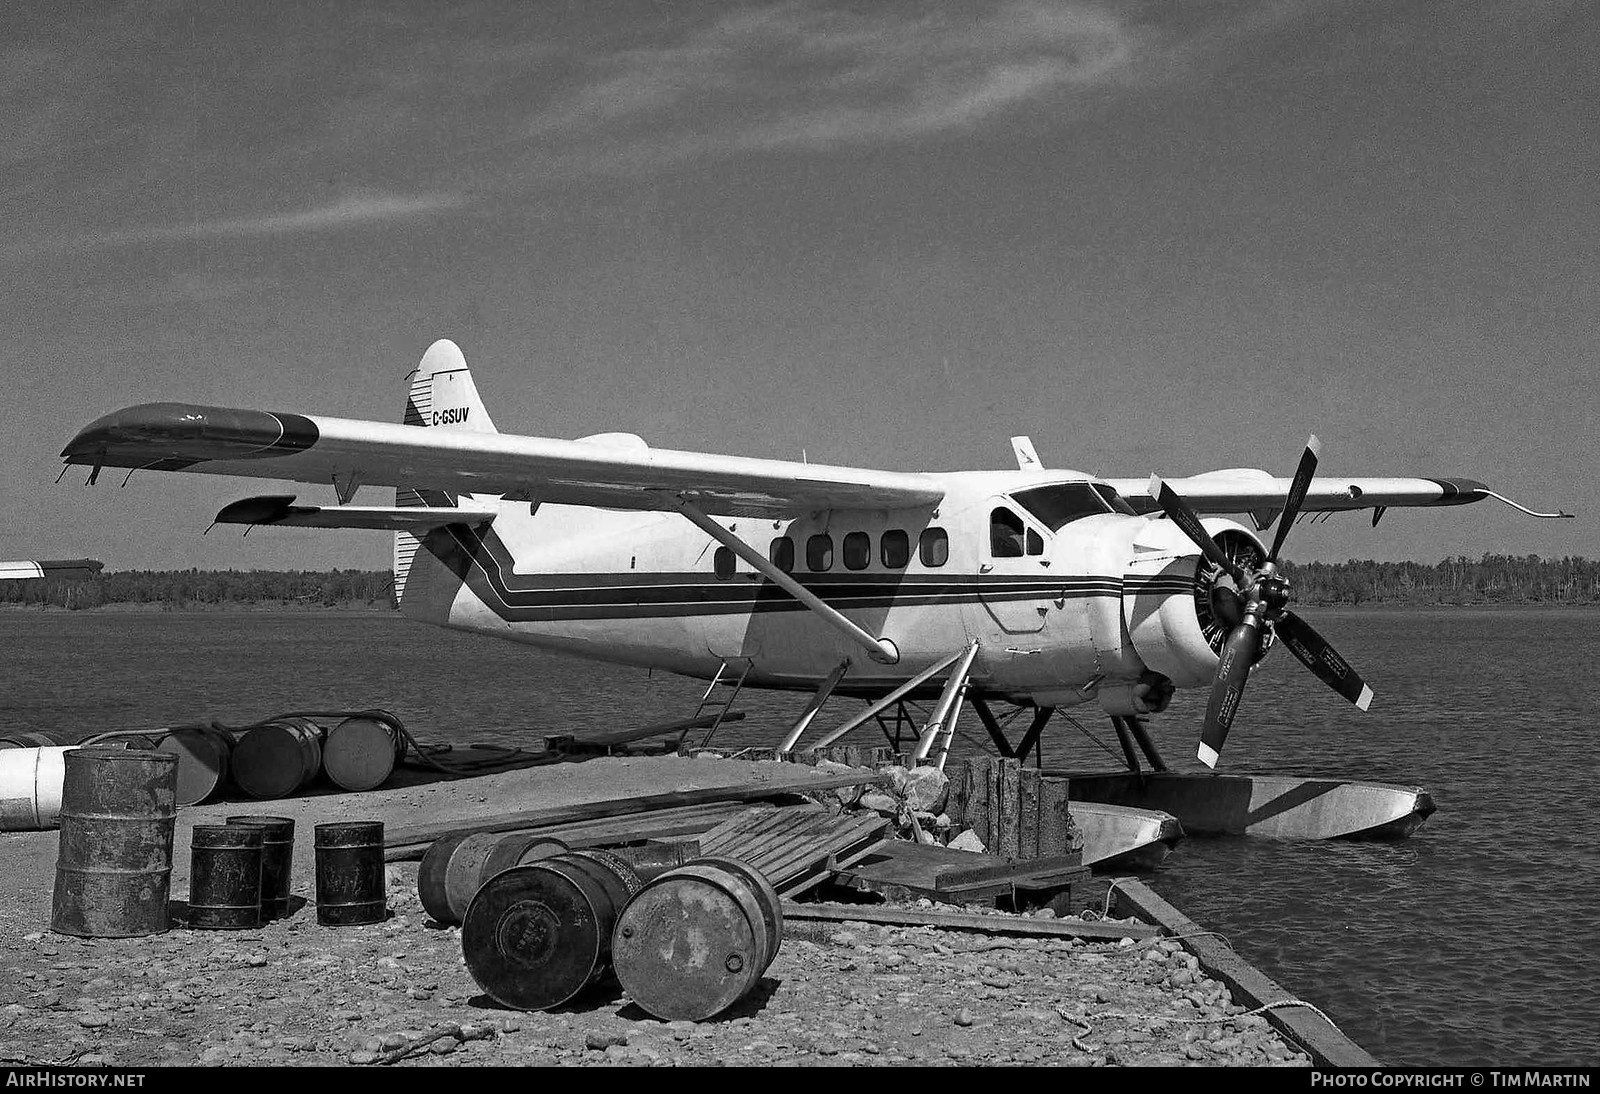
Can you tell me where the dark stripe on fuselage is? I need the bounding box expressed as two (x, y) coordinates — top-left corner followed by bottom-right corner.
(412, 520), (1193, 624)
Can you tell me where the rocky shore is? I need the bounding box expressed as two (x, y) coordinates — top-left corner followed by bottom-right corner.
(0, 859), (1312, 1068)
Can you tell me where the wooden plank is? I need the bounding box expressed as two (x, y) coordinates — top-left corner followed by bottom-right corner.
(1019, 767), (1041, 859)
(783, 901), (1163, 941)
(997, 758), (1021, 860)
(751, 816), (887, 885)
(1039, 775), (1072, 857)
(381, 768), (885, 849)
(1111, 879), (1380, 1067)
(778, 838), (887, 899)
(382, 801), (757, 861)
(578, 711), (745, 749)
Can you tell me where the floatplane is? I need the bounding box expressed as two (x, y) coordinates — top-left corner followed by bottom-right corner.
(59, 340), (1570, 852)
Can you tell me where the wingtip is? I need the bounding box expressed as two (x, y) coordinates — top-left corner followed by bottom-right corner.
(1356, 684), (1374, 712)
(1196, 742), (1219, 768)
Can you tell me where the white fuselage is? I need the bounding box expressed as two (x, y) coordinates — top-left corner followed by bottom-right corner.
(396, 471), (1245, 713)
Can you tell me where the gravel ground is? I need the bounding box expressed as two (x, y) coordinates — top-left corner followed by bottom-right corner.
(0, 861), (1312, 1068)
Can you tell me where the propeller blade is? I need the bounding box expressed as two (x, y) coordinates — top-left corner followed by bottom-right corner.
(1268, 435), (1322, 562)
(1199, 620), (1262, 768)
(1276, 610), (1374, 711)
(1148, 475), (1247, 585)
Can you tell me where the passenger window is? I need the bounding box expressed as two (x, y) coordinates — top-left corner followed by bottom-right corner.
(918, 528), (949, 567)
(842, 531), (870, 571)
(990, 508), (1026, 558)
(807, 534), (834, 572)
(1027, 529), (1044, 556)
(770, 536), (795, 573)
(714, 547), (735, 579)
(881, 529), (910, 568)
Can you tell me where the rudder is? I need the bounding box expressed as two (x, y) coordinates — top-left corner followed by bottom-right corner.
(395, 338), (495, 608)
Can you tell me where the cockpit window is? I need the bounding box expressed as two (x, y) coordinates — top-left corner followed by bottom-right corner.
(1011, 482), (1132, 530)
(1092, 483), (1140, 515)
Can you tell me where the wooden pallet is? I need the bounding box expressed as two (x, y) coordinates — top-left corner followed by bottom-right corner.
(830, 839), (1089, 909)
(697, 804), (889, 896)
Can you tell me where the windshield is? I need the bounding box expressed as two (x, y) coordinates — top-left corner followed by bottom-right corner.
(1011, 482), (1135, 530)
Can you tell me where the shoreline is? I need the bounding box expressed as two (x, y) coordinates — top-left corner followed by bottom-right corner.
(0, 757), (1339, 1068)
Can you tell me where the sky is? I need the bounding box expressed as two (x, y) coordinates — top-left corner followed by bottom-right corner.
(3, 0), (1594, 572)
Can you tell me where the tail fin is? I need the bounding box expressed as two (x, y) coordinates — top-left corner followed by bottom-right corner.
(395, 338), (495, 607)
(402, 339), (497, 434)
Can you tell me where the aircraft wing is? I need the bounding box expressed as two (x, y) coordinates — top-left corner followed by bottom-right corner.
(60, 403), (945, 518)
(1100, 469), (1563, 520)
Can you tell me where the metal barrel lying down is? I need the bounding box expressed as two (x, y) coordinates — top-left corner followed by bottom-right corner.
(611, 856), (784, 1022)
(51, 746), (179, 938)
(0, 746), (77, 831)
(226, 815), (295, 920)
(188, 824), (263, 930)
(154, 725), (236, 807)
(314, 821), (386, 926)
(232, 717), (324, 800)
(417, 832), (571, 926)
(461, 850), (642, 1011)
(321, 715), (407, 792)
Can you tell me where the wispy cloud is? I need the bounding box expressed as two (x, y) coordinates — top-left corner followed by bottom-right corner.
(64, 192), (467, 251)
(526, 1), (1151, 172)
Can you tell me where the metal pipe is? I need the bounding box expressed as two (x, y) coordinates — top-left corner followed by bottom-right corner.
(779, 659), (851, 753)
(808, 649), (965, 750)
(914, 640), (981, 764)
(1124, 714), (1168, 772)
(670, 498), (899, 664)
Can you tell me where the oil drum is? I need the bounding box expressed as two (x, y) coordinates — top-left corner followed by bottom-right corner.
(51, 746), (178, 937)
(154, 725), (236, 806)
(321, 716), (406, 792)
(314, 820), (385, 925)
(226, 815), (295, 920)
(611, 855), (784, 1022)
(417, 831), (570, 926)
(232, 717), (324, 800)
(0, 746), (77, 831)
(460, 851), (640, 1011)
(188, 824), (263, 930)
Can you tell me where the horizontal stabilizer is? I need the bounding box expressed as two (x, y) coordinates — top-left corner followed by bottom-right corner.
(215, 495), (496, 531)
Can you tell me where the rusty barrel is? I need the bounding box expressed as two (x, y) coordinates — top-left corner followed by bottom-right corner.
(611, 855), (784, 1021)
(154, 725), (236, 806)
(322, 715), (406, 792)
(226, 815), (295, 920)
(314, 821), (385, 926)
(188, 824), (262, 930)
(51, 746), (178, 937)
(461, 850), (641, 1011)
(232, 718), (324, 800)
(417, 831), (571, 926)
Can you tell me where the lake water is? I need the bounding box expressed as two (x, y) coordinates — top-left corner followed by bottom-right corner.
(2, 607), (1595, 1066)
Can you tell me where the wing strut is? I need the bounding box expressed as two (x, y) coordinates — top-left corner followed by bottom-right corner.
(669, 497), (900, 664)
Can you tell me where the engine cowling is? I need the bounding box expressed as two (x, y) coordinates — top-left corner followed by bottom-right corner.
(1122, 516), (1271, 690)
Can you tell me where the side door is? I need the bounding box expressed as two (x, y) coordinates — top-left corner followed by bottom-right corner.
(974, 499), (1052, 633)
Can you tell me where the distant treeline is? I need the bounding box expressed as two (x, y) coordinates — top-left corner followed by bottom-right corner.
(1280, 554), (1599, 605)
(2, 554), (1598, 610)
(0, 569), (396, 610)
